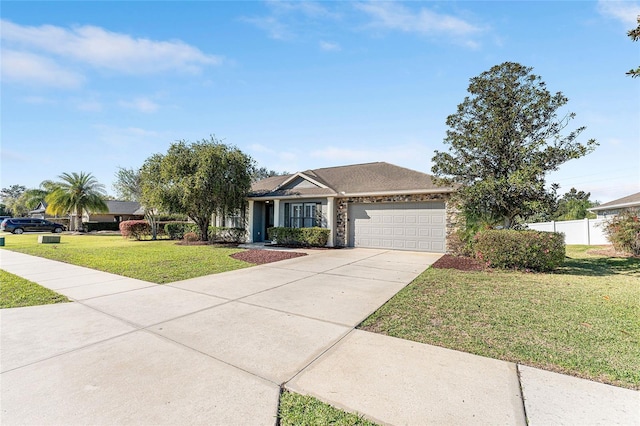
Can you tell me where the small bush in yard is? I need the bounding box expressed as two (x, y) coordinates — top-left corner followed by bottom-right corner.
(119, 220), (152, 241)
(474, 229), (565, 271)
(267, 227), (329, 247)
(182, 232), (199, 243)
(604, 211), (640, 256)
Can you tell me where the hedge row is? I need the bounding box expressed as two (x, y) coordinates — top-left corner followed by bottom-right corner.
(163, 222), (246, 242)
(164, 222), (199, 240)
(267, 227), (329, 247)
(84, 221), (121, 232)
(474, 229), (565, 272)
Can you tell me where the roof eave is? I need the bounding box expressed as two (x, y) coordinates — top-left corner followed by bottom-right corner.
(338, 188), (455, 197)
(589, 201), (640, 211)
(248, 192), (339, 201)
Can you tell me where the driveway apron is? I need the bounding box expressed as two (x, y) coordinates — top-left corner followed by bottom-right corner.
(0, 248), (440, 425)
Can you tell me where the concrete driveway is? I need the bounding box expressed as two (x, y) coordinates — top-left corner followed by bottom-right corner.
(0, 248), (441, 425)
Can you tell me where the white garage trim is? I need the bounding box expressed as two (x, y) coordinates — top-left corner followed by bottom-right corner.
(349, 202), (446, 253)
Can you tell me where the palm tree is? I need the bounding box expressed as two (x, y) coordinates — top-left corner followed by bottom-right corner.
(45, 172), (109, 231)
(20, 180), (59, 211)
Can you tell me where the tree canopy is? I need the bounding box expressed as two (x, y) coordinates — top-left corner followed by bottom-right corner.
(45, 172), (108, 231)
(252, 167), (289, 182)
(140, 137), (254, 241)
(431, 62), (597, 229)
(112, 167), (142, 202)
(628, 16), (640, 78)
(553, 188), (597, 221)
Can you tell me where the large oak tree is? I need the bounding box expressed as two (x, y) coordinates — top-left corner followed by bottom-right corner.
(432, 62), (597, 229)
(140, 137), (254, 241)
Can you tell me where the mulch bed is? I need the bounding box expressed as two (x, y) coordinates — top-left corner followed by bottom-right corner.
(230, 249), (307, 265)
(431, 254), (488, 272)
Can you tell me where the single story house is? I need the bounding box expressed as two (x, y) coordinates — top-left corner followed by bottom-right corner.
(30, 200), (144, 223)
(589, 191), (640, 219)
(246, 162), (457, 253)
(80, 200), (145, 223)
(29, 201), (55, 219)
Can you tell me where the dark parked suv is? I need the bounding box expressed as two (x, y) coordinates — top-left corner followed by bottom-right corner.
(0, 218), (66, 234)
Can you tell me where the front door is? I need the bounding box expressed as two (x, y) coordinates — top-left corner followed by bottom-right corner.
(264, 203), (274, 241)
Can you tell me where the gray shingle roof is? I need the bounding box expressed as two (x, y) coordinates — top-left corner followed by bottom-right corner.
(590, 191), (640, 211)
(250, 162), (453, 198)
(104, 200), (144, 215)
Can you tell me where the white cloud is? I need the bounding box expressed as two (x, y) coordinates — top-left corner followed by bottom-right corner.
(243, 1), (340, 40)
(1, 48), (84, 88)
(242, 16), (291, 40)
(1, 19), (223, 75)
(319, 40), (341, 51)
(355, 2), (483, 39)
(597, 1), (640, 25)
(119, 97), (159, 113)
(265, 1), (340, 20)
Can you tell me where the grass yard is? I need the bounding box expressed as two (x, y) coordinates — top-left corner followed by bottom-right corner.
(360, 246), (640, 390)
(0, 233), (252, 283)
(278, 391), (377, 426)
(0, 269), (70, 308)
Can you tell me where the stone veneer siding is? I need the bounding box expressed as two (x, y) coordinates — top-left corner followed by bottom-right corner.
(335, 193), (460, 252)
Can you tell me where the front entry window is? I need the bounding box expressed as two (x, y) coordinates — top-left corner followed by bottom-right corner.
(285, 202), (320, 228)
(291, 203), (303, 228)
(304, 203), (316, 227)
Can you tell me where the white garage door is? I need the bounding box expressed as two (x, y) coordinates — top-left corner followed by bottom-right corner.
(349, 202), (446, 252)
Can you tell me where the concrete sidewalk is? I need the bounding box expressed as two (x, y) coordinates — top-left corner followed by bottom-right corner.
(1, 248), (638, 425)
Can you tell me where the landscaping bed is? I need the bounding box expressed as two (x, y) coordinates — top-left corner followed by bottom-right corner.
(230, 249), (306, 265)
(431, 254), (487, 271)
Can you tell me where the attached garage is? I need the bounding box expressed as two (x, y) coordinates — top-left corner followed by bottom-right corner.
(349, 202), (446, 253)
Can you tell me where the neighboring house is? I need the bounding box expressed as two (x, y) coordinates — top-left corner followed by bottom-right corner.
(78, 200), (145, 223)
(589, 191), (640, 219)
(31, 200), (144, 223)
(28, 201), (53, 219)
(246, 162), (456, 253)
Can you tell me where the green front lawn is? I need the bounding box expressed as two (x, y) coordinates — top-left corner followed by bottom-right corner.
(278, 392), (377, 426)
(360, 246), (640, 390)
(1, 269), (70, 308)
(0, 234), (251, 283)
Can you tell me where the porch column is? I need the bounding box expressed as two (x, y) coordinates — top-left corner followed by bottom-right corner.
(327, 196), (335, 247)
(247, 200), (254, 243)
(273, 200), (281, 227)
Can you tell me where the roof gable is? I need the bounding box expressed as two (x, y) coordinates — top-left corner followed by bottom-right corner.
(280, 176), (322, 190)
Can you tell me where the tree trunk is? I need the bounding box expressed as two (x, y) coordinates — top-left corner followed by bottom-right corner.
(503, 217), (512, 229)
(76, 207), (83, 232)
(199, 221), (209, 242)
(148, 214), (157, 240)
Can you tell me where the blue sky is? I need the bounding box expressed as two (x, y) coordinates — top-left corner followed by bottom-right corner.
(2, 1), (639, 203)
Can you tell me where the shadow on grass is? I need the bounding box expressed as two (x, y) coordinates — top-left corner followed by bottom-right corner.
(556, 255), (640, 277)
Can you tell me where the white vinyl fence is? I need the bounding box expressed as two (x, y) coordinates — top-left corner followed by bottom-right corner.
(525, 218), (609, 245)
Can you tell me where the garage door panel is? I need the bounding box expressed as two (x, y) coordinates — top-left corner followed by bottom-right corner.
(350, 202), (445, 253)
